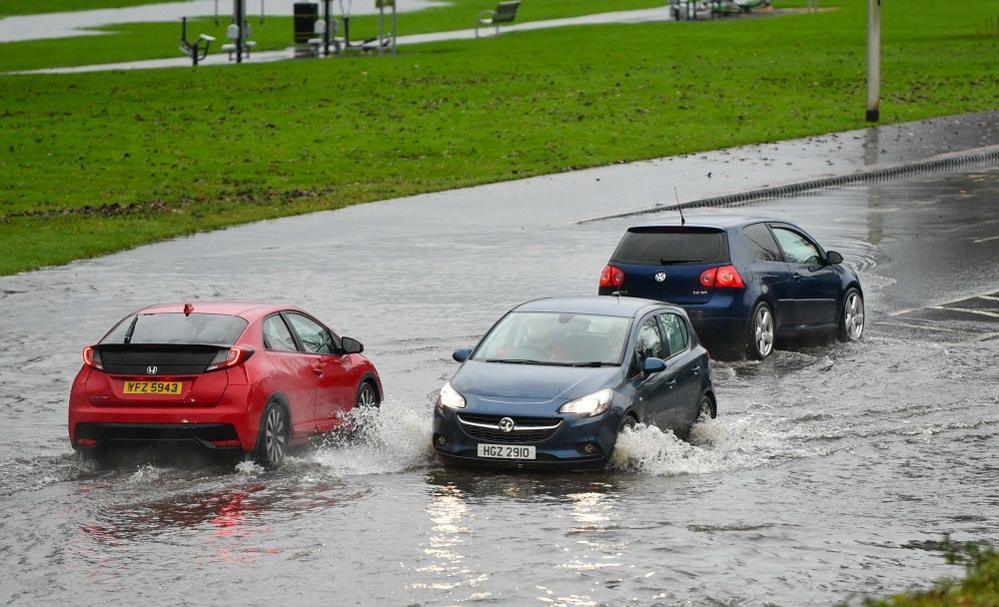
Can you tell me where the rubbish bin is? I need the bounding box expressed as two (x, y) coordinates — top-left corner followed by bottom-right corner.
(294, 2), (319, 56)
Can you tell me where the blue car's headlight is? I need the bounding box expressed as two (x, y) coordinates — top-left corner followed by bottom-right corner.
(559, 388), (613, 417)
(437, 381), (466, 410)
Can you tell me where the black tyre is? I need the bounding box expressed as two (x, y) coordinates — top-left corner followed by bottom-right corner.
(837, 288), (865, 342)
(698, 394), (716, 421)
(746, 301), (775, 360)
(356, 382), (379, 409)
(253, 401), (289, 470)
(619, 413), (638, 432)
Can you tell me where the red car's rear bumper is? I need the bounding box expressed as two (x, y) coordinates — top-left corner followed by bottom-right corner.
(69, 381), (259, 452)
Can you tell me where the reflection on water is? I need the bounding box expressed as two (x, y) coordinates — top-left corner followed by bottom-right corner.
(414, 484), (479, 595)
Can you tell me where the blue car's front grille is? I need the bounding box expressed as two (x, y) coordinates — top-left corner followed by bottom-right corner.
(457, 414), (562, 444)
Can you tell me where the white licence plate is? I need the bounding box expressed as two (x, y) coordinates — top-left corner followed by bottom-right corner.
(477, 443), (536, 460)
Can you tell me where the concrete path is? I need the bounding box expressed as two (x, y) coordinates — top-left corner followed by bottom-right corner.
(13, 6), (674, 75)
(0, 0), (446, 43)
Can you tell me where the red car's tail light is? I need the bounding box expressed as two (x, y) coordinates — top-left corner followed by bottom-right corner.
(599, 264), (625, 288)
(206, 346), (255, 372)
(699, 265), (745, 289)
(82, 346), (103, 370)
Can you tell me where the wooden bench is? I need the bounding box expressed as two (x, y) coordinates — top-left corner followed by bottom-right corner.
(476, 1), (520, 38)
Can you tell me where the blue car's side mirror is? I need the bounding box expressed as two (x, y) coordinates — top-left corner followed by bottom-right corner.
(453, 348), (472, 363)
(643, 357), (667, 374)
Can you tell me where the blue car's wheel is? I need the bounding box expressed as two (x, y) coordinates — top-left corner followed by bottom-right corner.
(837, 289), (865, 342)
(746, 301), (775, 360)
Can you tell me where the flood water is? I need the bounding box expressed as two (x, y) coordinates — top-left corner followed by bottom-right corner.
(1, 165), (998, 606)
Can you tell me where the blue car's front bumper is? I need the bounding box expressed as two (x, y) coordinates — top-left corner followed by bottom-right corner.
(432, 404), (623, 470)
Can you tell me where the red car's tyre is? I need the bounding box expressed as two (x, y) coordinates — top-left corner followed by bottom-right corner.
(253, 400), (289, 470)
(356, 382), (379, 409)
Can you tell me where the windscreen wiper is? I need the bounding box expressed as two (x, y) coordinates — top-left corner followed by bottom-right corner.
(122, 316), (139, 345)
(570, 361), (614, 367)
(485, 358), (547, 365)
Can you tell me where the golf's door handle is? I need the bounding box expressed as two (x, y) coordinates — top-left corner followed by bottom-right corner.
(691, 364), (701, 375)
(665, 378), (678, 389)
(793, 273), (802, 281)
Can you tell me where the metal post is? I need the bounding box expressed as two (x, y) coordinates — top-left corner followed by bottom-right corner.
(234, 0), (244, 64)
(323, 0), (331, 55)
(866, 0), (880, 122)
(378, 3), (385, 55)
(391, 1), (396, 54)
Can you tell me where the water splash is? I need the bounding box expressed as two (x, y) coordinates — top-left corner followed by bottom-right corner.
(307, 400), (435, 476)
(609, 414), (812, 476)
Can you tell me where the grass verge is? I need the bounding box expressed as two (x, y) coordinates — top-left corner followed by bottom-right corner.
(0, 0), (997, 275)
(864, 539), (999, 607)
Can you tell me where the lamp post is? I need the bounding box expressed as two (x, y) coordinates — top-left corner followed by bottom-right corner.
(866, 0), (880, 122)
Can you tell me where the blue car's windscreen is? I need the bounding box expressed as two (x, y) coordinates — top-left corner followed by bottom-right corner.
(101, 313), (248, 345)
(473, 312), (631, 366)
(611, 227), (727, 265)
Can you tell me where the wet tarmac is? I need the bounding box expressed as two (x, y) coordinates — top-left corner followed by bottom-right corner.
(1, 126), (998, 604)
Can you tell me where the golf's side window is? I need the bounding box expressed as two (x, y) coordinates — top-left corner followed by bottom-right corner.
(772, 227), (822, 266)
(743, 223), (782, 262)
(658, 313), (689, 358)
(631, 316), (665, 377)
(263, 315), (298, 352)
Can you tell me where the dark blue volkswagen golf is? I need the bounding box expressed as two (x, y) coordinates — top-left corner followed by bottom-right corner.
(432, 297), (715, 469)
(598, 216), (865, 359)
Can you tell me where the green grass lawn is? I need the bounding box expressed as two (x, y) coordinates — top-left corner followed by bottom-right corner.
(0, 0), (997, 275)
(0, 0), (666, 72)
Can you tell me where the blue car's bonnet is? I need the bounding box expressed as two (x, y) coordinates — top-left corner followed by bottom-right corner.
(452, 360), (622, 404)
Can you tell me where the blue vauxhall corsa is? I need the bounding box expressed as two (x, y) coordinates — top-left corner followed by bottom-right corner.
(598, 217), (865, 359)
(432, 297), (716, 470)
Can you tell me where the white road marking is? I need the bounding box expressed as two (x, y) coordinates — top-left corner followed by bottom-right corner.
(878, 321), (966, 334)
(972, 235), (999, 244)
(890, 290), (999, 316)
(932, 306), (999, 319)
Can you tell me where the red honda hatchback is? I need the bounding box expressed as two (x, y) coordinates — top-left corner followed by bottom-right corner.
(69, 303), (382, 469)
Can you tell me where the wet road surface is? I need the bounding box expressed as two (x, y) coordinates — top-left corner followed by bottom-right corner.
(1, 159), (998, 605)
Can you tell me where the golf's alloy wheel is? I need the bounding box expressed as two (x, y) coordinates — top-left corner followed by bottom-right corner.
(842, 290), (865, 341)
(752, 304), (774, 359)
